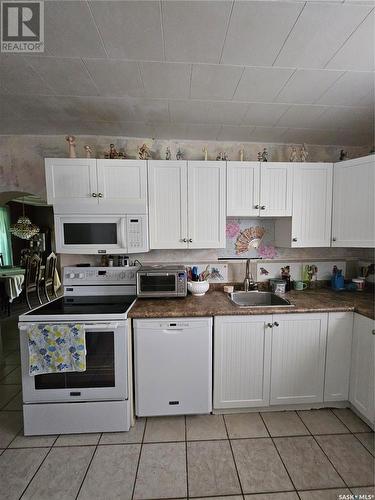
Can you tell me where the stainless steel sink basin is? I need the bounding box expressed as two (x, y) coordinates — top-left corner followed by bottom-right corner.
(229, 291), (294, 307)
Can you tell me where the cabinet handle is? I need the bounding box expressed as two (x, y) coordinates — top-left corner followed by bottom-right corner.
(254, 204), (259, 209)
(260, 205), (266, 210)
(292, 237), (297, 242)
(92, 193), (97, 198)
(98, 193), (103, 198)
(332, 237), (336, 242)
(267, 322), (273, 328)
(372, 330), (375, 335)
(189, 238), (193, 243)
(273, 321), (279, 327)
(182, 238), (187, 243)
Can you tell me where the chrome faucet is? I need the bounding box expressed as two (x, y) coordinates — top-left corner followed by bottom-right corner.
(243, 259), (257, 292)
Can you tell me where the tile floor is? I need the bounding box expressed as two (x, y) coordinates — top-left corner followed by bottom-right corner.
(0, 320), (374, 500)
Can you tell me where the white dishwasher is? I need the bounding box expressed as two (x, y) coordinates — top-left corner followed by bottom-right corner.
(134, 317), (212, 416)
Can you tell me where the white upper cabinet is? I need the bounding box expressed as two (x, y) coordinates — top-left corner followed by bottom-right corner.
(214, 315), (272, 409)
(96, 160), (147, 213)
(260, 162), (293, 217)
(227, 162), (260, 217)
(350, 313), (375, 425)
(332, 155), (375, 248)
(270, 313), (327, 405)
(188, 161), (226, 249)
(324, 312), (353, 402)
(45, 158), (98, 212)
(275, 163), (333, 247)
(45, 158), (148, 214)
(148, 161), (226, 249)
(148, 161), (188, 249)
(227, 161), (292, 217)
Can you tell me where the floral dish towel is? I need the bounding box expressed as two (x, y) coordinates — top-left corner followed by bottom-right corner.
(28, 324), (86, 376)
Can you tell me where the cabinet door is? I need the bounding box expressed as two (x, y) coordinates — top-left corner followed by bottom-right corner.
(260, 162), (293, 216)
(270, 313), (327, 405)
(148, 161), (188, 249)
(324, 312), (353, 402)
(349, 313), (375, 424)
(188, 161), (226, 248)
(45, 158), (98, 213)
(97, 160), (147, 213)
(332, 155), (375, 248)
(214, 315), (272, 409)
(227, 162), (260, 216)
(291, 163), (333, 247)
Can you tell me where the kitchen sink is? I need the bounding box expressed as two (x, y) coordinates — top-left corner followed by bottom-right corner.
(229, 291), (294, 307)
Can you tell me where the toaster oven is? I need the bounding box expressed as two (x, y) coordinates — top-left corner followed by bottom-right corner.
(137, 265), (187, 298)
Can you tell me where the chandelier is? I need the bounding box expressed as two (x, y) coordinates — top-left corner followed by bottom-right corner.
(10, 199), (40, 240)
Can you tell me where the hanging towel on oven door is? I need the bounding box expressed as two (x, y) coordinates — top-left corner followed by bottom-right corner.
(27, 324), (86, 376)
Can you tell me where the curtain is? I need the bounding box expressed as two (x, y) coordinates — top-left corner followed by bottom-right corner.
(0, 206), (13, 265)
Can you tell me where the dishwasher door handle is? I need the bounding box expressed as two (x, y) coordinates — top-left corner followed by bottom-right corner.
(162, 329), (185, 333)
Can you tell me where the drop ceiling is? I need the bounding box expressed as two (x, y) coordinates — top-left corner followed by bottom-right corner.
(0, 0), (374, 146)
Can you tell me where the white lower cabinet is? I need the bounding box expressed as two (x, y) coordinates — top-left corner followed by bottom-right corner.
(324, 312), (353, 402)
(349, 313), (375, 424)
(270, 313), (327, 405)
(214, 315), (272, 409)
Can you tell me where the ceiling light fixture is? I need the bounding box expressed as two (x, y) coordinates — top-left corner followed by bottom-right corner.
(10, 198), (40, 240)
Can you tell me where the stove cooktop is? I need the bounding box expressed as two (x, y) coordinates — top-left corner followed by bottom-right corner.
(26, 295), (137, 316)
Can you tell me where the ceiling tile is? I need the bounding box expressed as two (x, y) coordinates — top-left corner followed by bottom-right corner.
(233, 67), (294, 102)
(26, 56), (99, 96)
(140, 62), (191, 99)
(275, 69), (344, 104)
(276, 104), (328, 128)
(162, 0), (232, 63)
(169, 100), (248, 125)
(241, 103), (290, 127)
(190, 64), (243, 100)
(275, 3), (372, 68)
(326, 11), (375, 70)
(248, 126), (289, 143)
(221, 1), (303, 66)
(318, 105), (374, 131)
(83, 60), (144, 97)
(316, 71), (374, 106)
(5, 95), (71, 122)
(45, 1), (106, 58)
(0, 55), (54, 95)
(217, 125), (257, 142)
(89, 1), (163, 60)
(128, 98), (170, 123)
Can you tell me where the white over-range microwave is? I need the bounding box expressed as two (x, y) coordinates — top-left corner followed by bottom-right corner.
(54, 214), (149, 254)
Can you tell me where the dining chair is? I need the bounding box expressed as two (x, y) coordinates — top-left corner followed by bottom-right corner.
(0, 253), (4, 266)
(42, 252), (57, 301)
(24, 254), (42, 309)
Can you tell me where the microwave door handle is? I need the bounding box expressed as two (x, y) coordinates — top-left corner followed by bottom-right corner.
(120, 218), (127, 249)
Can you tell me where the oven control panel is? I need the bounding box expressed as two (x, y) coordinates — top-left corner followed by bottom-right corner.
(63, 266), (139, 286)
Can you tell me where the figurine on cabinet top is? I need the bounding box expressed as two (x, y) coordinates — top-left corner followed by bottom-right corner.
(300, 144), (309, 162)
(138, 143), (151, 160)
(109, 144), (118, 159)
(258, 148), (268, 162)
(339, 149), (348, 161)
(165, 147), (171, 160)
(216, 152), (228, 161)
(65, 136), (76, 158)
(289, 147), (298, 162)
(84, 145), (93, 159)
(239, 148), (244, 161)
(203, 147), (208, 161)
(176, 148), (184, 160)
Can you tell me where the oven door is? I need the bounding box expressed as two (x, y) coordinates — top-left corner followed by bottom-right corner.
(54, 215), (127, 254)
(137, 272), (178, 297)
(20, 321), (128, 403)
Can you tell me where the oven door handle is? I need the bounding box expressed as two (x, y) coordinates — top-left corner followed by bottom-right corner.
(83, 323), (119, 330)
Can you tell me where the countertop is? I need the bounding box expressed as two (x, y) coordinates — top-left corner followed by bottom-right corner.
(128, 288), (375, 320)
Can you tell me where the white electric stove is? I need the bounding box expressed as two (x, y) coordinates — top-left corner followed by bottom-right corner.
(19, 266), (138, 436)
